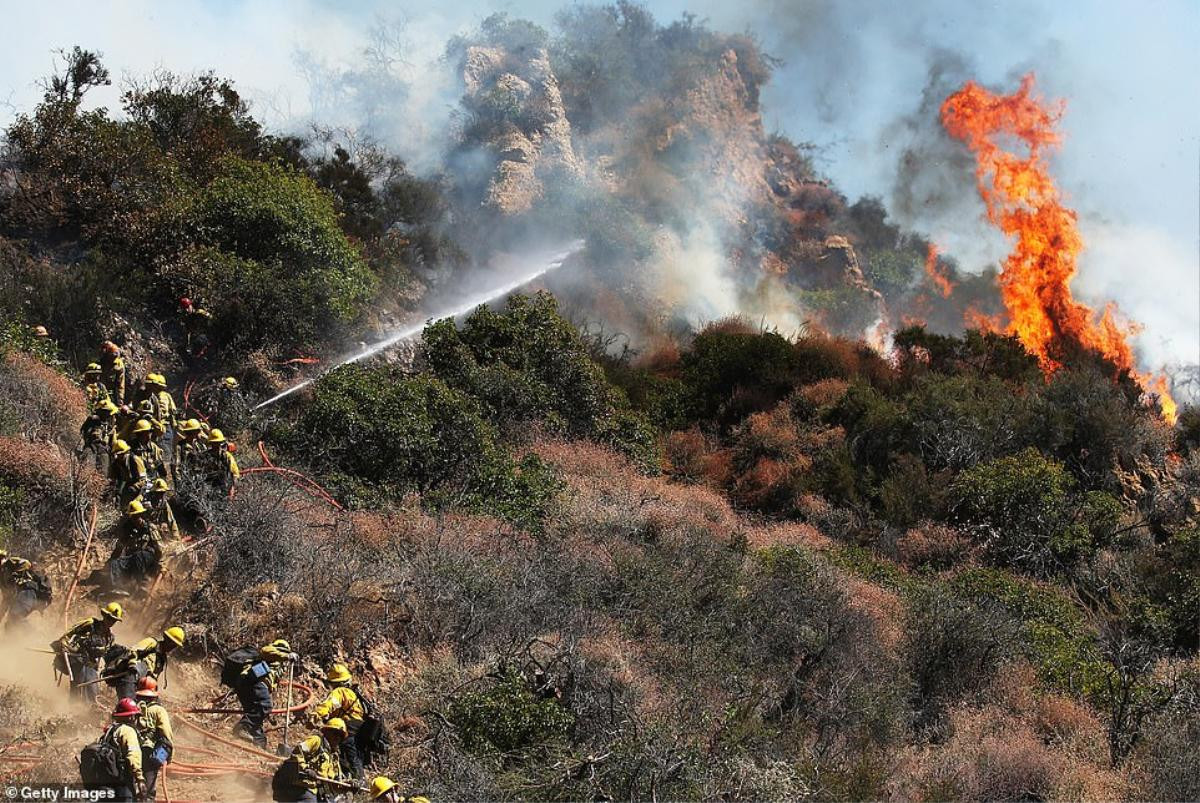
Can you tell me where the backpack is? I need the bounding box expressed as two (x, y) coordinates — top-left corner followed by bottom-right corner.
(30, 569), (53, 603)
(79, 727), (125, 788)
(270, 757), (302, 800)
(221, 646), (259, 688)
(352, 685), (391, 764)
(103, 644), (134, 678)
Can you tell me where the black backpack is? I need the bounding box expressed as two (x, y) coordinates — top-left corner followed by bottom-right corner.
(221, 646), (259, 688)
(30, 569), (53, 603)
(352, 685), (391, 764)
(270, 757), (302, 801)
(80, 727), (125, 788)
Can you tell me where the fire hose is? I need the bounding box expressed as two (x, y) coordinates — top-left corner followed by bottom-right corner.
(181, 679), (316, 715)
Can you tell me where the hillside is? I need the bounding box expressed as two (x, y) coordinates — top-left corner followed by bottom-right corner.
(0, 8), (1198, 803)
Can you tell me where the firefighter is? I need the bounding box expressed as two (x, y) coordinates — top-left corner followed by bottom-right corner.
(233, 639), (298, 749)
(131, 419), (167, 480)
(272, 718), (347, 803)
(89, 697), (147, 802)
(206, 429), (240, 491)
(52, 602), (124, 702)
(81, 399), (119, 461)
(216, 376), (249, 432)
(108, 626), (185, 699)
(368, 777), (429, 803)
(83, 363), (110, 407)
(172, 418), (205, 477)
(101, 341), (127, 405)
(145, 373), (178, 434)
(179, 297), (212, 354)
(110, 439), (150, 505)
(310, 664), (372, 780)
(0, 554), (52, 626)
(146, 478), (180, 540)
(105, 499), (162, 591)
(135, 677), (174, 802)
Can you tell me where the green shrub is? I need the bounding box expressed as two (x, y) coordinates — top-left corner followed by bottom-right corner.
(185, 156), (377, 349)
(950, 448), (1120, 574)
(448, 667), (574, 755)
(424, 292), (657, 468)
(277, 364), (559, 526)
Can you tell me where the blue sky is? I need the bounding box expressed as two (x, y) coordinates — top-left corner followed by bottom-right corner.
(2, 0), (1196, 371)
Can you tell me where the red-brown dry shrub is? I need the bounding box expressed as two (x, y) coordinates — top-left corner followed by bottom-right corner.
(896, 523), (972, 570)
(0, 351), (86, 445)
(794, 378), (850, 412)
(663, 427), (710, 481)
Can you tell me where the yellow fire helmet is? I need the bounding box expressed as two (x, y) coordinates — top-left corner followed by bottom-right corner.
(150, 478), (170, 493)
(132, 418), (153, 434)
(179, 418), (201, 433)
(223, 376), (239, 389)
(163, 626), (185, 648)
(126, 499), (147, 516)
(111, 439), (131, 456)
(101, 602), (125, 622)
(326, 664), (352, 684)
(369, 777), (396, 800)
(207, 428), (226, 444)
(321, 718), (348, 738)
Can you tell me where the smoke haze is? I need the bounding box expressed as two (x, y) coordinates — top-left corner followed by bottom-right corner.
(1, 0), (1195, 372)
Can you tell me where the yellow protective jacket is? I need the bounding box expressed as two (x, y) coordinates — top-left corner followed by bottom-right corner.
(172, 436), (204, 477)
(242, 643), (292, 688)
(103, 356), (126, 404)
(149, 390), (178, 430)
(54, 617), (114, 661)
(136, 701), (174, 751)
(133, 438), (166, 474)
(290, 734), (340, 792)
(310, 685), (365, 727)
(148, 498), (180, 540)
(107, 722), (145, 786)
(84, 381), (110, 407)
(131, 636), (170, 678)
(111, 452), (148, 487)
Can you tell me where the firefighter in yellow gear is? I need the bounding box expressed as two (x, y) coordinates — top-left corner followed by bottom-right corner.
(83, 364), (110, 407)
(109, 626), (185, 699)
(172, 418), (206, 479)
(111, 439), (150, 505)
(310, 664), (372, 779)
(146, 478), (180, 540)
(135, 677), (173, 802)
(0, 554), (52, 626)
(206, 429), (240, 491)
(131, 418), (167, 479)
(144, 373), (179, 432)
(369, 776), (430, 803)
(80, 399), (119, 471)
(52, 602), (123, 702)
(104, 499), (162, 591)
(88, 697), (147, 800)
(100, 341), (127, 404)
(272, 719), (346, 802)
(234, 639), (298, 749)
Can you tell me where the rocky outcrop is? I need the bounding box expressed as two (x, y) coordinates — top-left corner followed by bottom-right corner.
(460, 46), (582, 215)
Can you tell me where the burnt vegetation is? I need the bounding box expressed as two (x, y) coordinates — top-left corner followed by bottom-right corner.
(0, 11), (1198, 802)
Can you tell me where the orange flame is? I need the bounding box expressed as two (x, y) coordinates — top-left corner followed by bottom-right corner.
(924, 243), (955, 298)
(940, 74), (1176, 424)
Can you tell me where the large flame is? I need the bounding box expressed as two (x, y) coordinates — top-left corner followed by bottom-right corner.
(940, 74), (1175, 424)
(924, 243), (955, 298)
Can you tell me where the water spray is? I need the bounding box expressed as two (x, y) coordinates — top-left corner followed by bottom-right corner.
(253, 240), (584, 410)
